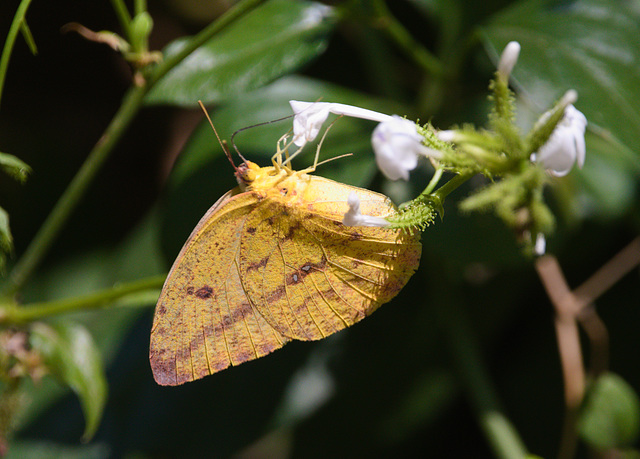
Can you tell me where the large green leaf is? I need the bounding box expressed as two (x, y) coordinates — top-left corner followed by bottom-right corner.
(29, 322), (107, 442)
(482, 0), (640, 151)
(145, 0), (336, 106)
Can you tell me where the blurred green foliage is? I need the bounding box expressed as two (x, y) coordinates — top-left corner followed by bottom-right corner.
(0, 0), (638, 457)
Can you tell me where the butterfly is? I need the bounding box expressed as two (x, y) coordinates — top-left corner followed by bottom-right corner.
(149, 108), (422, 386)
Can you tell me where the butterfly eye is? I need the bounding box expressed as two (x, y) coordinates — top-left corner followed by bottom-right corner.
(243, 168), (256, 183)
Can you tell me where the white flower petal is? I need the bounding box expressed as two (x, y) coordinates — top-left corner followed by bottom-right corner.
(289, 100), (393, 147)
(290, 101), (331, 147)
(342, 192), (389, 227)
(436, 129), (456, 142)
(322, 103), (392, 123)
(532, 104), (587, 176)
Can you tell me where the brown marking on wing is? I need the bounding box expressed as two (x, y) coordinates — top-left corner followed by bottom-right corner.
(266, 284), (286, 303)
(195, 286), (213, 299)
(246, 256), (269, 272)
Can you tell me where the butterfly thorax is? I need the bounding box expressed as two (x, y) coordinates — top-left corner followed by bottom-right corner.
(238, 161), (311, 203)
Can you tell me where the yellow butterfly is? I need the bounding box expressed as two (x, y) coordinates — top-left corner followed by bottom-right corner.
(149, 111), (421, 386)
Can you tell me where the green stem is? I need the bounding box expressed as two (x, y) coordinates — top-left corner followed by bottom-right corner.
(369, 0), (445, 77)
(422, 167), (444, 195)
(418, 170), (474, 217)
(2, 0), (268, 298)
(0, 275), (165, 324)
(432, 170), (474, 201)
(110, 0), (133, 41)
(433, 282), (529, 459)
(0, 0), (35, 110)
(134, 0), (147, 17)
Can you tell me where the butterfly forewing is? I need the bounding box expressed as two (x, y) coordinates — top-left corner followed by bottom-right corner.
(150, 190), (290, 386)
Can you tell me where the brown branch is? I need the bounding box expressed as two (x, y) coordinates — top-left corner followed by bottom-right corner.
(535, 255), (585, 408)
(535, 236), (640, 459)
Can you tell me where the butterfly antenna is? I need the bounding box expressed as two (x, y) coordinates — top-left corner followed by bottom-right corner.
(197, 101), (241, 173)
(230, 113), (296, 165)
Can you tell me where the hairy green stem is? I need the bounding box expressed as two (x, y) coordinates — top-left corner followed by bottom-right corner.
(0, 0), (35, 110)
(0, 275), (165, 324)
(2, 0), (268, 298)
(432, 281), (529, 459)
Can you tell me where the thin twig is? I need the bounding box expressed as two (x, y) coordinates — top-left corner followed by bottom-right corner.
(536, 255), (585, 407)
(573, 237), (640, 310)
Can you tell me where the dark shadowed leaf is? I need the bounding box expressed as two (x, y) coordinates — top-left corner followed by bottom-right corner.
(29, 322), (107, 442)
(0, 152), (31, 183)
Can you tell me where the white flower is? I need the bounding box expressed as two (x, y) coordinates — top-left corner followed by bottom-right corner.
(497, 41), (521, 80)
(372, 116), (441, 181)
(289, 100), (392, 147)
(532, 105), (587, 177)
(290, 100), (439, 181)
(342, 192), (389, 227)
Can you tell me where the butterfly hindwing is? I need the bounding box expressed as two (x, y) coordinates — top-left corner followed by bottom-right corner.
(238, 176), (422, 341)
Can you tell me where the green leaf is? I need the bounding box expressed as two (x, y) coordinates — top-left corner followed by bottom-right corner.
(145, 0), (337, 106)
(578, 372), (640, 450)
(14, 211), (163, 434)
(0, 151), (31, 183)
(29, 322), (108, 442)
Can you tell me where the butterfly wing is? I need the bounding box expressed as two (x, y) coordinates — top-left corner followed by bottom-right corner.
(238, 176), (421, 341)
(150, 190), (290, 386)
